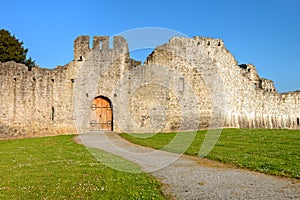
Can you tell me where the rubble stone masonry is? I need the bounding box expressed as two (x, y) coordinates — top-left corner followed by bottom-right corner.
(0, 35), (299, 138)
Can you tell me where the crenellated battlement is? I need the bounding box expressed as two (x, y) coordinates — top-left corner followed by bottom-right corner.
(92, 36), (109, 50)
(74, 36), (90, 61)
(74, 35), (128, 62)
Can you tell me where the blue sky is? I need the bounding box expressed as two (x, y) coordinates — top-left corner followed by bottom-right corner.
(1, 0), (299, 92)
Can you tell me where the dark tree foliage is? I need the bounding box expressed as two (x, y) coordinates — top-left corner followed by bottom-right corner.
(0, 29), (36, 70)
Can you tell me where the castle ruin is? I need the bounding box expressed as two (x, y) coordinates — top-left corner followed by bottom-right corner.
(0, 35), (299, 138)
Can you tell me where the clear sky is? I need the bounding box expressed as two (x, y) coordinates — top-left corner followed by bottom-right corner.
(1, 0), (299, 93)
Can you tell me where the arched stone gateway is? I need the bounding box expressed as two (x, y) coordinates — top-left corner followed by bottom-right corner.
(90, 96), (113, 131)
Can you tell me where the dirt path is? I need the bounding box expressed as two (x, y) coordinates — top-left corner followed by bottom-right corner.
(77, 131), (300, 200)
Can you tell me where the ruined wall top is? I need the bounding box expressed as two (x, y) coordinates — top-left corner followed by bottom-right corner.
(154, 36), (226, 50)
(193, 36), (224, 47)
(145, 35), (237, 68)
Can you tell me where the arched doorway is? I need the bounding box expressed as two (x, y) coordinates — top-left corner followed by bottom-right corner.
(90, 96), (113, 131)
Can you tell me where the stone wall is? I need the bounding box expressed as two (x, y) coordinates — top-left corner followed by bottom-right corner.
(0, 61), (77, 138)
(0, 34), (299, 138)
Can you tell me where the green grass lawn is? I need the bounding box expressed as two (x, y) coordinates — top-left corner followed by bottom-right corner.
(121, 129), (300, 179)
(0, 135), (165, 199)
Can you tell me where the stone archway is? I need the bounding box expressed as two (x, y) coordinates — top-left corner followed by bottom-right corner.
(90, 96), (113, 131)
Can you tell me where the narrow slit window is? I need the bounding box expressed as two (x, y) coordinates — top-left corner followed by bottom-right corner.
(179, 78), (184, 92)
(51, 106), (55, 121)
(297, 118), (299, 126)
(258, 80), (263, 89)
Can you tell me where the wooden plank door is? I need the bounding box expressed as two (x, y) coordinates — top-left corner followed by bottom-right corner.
(90, 97), (112, 131)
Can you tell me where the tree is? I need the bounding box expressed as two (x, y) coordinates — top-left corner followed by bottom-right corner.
(0, 29), (36, 69)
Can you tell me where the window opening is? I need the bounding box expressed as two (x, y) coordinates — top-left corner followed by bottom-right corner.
(179, 78), (184, 92)
(100, 41), (102, 50)
(258, 80), (263, 89)
(51, 106), (55, 121)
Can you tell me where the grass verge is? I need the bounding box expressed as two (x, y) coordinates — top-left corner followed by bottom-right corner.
(0, 135), (165, 199)
(121, 128), (300, 179)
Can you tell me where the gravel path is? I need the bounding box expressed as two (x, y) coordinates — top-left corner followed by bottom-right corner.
(78, 131), (300, 200)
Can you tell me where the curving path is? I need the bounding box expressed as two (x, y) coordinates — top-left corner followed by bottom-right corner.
(77, 131), (300, 200)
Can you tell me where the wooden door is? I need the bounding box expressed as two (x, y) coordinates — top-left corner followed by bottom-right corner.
(90, 97), (112, 131)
